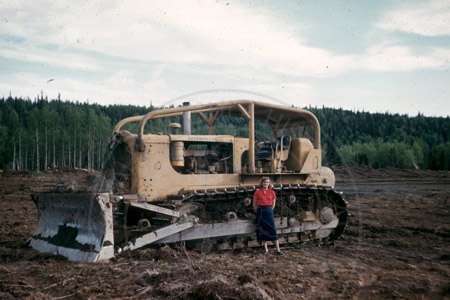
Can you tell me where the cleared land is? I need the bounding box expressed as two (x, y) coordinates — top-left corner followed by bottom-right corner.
(1, 166), (449, 299)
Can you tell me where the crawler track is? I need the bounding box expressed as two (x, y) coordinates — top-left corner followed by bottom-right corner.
(168, 184), (348, 250)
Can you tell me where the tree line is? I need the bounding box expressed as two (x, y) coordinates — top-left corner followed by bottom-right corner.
(310, 107), (450, 170)
(0, 95), (149, 171)
(0, 95), (449, 171)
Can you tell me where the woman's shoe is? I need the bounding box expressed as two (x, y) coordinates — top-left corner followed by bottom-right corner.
(276, 251), (283, 255)
(264, 251), (269, 255)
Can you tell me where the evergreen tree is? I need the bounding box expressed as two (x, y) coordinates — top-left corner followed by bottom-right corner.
(0, 95), (449, 171)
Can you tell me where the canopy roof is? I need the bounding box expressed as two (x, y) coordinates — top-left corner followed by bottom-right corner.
(114, 100), (321, 174)
(114, 100), (319, 138)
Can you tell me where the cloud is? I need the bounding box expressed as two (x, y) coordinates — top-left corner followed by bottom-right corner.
(3, 0), (447, 80)
(1, 0), (449, 118)
(360, 43), (449, 71)
(0, 0), (357, 78)
(0, 70), (164, 107)
(0, 40), (102, 71)
(376, 0), (450, 36)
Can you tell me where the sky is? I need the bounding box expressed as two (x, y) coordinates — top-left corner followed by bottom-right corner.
(1, 0), (449, 117)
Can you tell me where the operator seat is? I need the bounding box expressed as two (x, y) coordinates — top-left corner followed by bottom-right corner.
(256, 136), (291, 161)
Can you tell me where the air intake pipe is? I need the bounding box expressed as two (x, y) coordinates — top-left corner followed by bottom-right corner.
(183, 102), (191, 135)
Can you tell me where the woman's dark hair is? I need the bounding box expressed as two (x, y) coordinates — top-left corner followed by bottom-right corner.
(259, 177), (273, 189)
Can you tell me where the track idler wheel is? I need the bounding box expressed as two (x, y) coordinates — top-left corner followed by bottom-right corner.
(225, 211), (238, 221)
(138, 218), (151, 230)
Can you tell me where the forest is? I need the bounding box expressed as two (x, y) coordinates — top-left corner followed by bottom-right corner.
(0, 95), (449, 171)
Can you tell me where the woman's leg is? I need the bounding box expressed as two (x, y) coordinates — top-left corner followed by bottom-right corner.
(274, 240), (283, 254)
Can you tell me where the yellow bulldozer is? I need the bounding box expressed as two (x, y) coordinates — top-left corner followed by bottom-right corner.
(28, 100), (348, 262)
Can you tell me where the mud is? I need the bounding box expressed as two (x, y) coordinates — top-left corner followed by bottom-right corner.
(1, 166), (449, 299)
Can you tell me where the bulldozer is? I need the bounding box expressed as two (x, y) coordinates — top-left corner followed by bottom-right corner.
(28, 100), (348, 262)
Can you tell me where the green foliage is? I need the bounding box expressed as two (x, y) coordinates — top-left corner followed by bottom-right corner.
(432, 142), (450, 170)
(310, 107), (449, 170)
(337, 140), (427, 169)
(0, 96), (115, 170)
(0, 96), (449, 170)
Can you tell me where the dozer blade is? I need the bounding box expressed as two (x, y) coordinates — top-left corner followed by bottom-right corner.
(28, 193), (114, 263)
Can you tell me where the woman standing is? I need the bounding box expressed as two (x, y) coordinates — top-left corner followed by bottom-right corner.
(253, 177), (283, 255)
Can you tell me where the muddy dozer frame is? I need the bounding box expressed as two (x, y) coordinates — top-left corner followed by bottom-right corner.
(28, 192), (341, 262)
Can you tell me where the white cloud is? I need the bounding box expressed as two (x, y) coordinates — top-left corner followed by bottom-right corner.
(102, 70), (136, 87)
(0, 71), (164, 107)
(360, 44), (447, 71)
(0, 41), (102, 71)
(242, 83), (314, 107)
(1, 0), (450, 117)
(376, 0), (450, 36)
(0, 0), (358, 78)
(3, 0), (447, 80)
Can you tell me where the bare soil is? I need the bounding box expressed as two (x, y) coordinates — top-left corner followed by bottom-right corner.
(1, 166), (449, 299)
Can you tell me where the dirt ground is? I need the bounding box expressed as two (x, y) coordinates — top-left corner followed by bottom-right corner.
(1, 166), (449, 299)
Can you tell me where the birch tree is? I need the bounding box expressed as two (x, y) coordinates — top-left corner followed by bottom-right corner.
(29, 107), (41, 171)
(8, 109), (20, 170)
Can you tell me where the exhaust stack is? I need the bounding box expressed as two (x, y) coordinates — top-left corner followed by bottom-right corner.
(183, 102), (191, 135)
